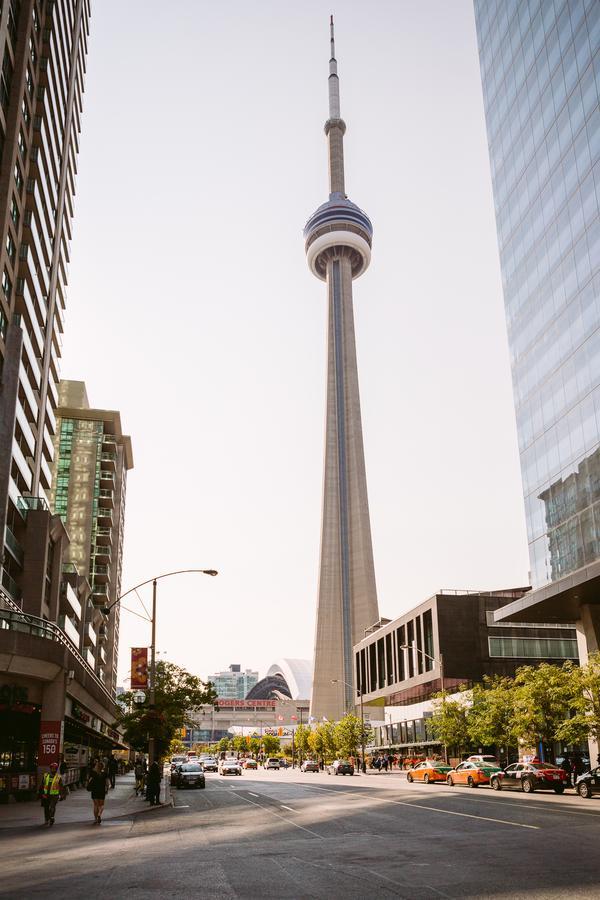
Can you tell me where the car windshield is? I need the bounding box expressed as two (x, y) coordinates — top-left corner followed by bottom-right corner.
(530, 763), (559, 770)
(223, 759), (238, 765)
(182, 764), (203, 772)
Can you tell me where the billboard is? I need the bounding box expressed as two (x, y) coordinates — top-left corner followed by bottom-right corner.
(131, 647), (148, 689)
(38, 720), (63, 767)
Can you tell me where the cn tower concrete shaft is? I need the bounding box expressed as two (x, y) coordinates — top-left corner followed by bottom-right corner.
(304, 19), (379, 722)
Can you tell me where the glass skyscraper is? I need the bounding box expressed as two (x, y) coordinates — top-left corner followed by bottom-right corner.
(474, 0), (600, 589)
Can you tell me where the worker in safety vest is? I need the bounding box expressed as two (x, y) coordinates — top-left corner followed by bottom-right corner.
(40, 762), (63, 827)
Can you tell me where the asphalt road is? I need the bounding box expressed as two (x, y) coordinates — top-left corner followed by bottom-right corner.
(2, 768), (600, 899)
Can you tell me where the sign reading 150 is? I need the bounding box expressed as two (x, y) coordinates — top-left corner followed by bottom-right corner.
(42, 743), (57, 754)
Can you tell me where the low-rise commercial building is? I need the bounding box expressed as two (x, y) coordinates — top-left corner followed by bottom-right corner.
(184, 698), (310, 746)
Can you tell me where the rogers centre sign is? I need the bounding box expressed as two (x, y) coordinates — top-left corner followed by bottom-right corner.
(216, 699), (276, 709)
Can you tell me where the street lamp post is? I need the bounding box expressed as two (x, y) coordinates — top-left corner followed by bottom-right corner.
(103, 568), (218, 765)
(400, 642), (446, 762)
(331, 678), (366, 774)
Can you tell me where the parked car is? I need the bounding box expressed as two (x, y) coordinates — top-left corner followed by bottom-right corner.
(447, 760), (502, 788)
(278, 758), (290, 769)
(327, 759), (354, 776)
(172, 762), (205, 789)
(406, 760), (453, 784)
(490, 762), (569, 793)
(218, 758), (242, 776)
(265, 758), (280, 770)
(242, 758), (257, 770)
(170, 755), (187, 775)
(575, 766), (600, 799)
(466, 755), (500, 767)
(301, 760), (320, 773)
(200, 757), (218, 773)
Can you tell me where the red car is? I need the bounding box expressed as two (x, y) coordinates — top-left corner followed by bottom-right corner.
(490, 762), (569, 794)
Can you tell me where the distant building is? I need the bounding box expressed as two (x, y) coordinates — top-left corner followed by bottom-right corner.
(209, 665), (258, 700)
(355, 589), (578, 759)
(49, 380), (133, 695)
(246, 659), (313, 702)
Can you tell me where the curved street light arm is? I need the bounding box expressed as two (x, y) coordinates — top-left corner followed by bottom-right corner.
(102, 568), (218, 615)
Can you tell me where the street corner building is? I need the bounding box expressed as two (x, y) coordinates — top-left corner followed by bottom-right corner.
(473, 0), (600, 761)
(305, 19), (379, 724)
(0, 1), (130, 800)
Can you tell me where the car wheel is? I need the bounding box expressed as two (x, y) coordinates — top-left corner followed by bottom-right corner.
(424, 774), (430, 784)
(491, 778), (501, 791)
(522, 778), (534, 793)
(447, 776), (454, 786)
(577, 782), (592, 799)
(407, 773), (413, 783)
(553, 785), (564, 794)
(200, 783), (205, 789)
(467, 776), (476, 788)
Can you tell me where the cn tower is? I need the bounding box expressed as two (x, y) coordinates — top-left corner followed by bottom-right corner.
(305, 18), (379, 722)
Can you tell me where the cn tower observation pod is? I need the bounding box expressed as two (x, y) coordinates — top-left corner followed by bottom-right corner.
(304, 194), (373, 281)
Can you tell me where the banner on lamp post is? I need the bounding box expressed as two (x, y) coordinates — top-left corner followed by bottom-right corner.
(131, 647), (148, 689)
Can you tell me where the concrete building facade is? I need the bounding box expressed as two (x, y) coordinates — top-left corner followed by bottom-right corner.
(49, 380), (133, 696)
(304, 19), (379, 722)
(473, 0), (600, 759)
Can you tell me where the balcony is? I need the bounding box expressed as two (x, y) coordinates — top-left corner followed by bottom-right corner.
(4, 526), (24, 567)
(61, 581), (82, 620)
(102, 436), (117, 452)
(83, 622), (96, 648)
(98, 488), (114, 510)
(100, 452), (116, 472)
(95, 526), (113, 545)
(91, 583), (109, 607)
(97, 507), (113, 527)
(99, 470), (115, 488)
(93, 564), (109, 583)
(93, 544), (111, 565)
(84, 648), (95, 668)
(17, 495), (48, 514)
(1, 568), (22, 603)
(98, 645), (107, 665)
(58, 614), (79, 649)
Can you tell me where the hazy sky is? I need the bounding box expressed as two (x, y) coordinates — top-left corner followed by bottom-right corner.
(62, 0), (530, 687)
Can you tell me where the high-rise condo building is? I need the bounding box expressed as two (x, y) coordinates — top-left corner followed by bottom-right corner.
(304, 19), (379, 722)
(49, 380), (133, 695)
(0, 3), (128, 801)
(474, 1), (600, 699)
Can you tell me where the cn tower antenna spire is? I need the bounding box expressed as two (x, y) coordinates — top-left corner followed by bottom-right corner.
(329, 15), (340, 119)
(325, 16), (345, 197)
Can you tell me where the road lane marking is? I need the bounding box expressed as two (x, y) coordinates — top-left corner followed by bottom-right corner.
(280, 805), (295, 811)
(248, 792), (260, 797)
(304, 784), (539, 830)
(440, 791), (600, 819)
(232, 791), (321, 837)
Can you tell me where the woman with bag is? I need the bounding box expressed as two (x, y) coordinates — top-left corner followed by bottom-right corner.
(86, 759), (109, 824)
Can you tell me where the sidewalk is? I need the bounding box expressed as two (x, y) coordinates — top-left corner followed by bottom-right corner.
(0, 772), (171, 830)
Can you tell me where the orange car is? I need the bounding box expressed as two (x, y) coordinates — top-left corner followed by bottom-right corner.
(446, 760), (502, 787)
(406, 760), (453, 784)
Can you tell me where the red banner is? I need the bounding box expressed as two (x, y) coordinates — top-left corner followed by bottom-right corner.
(131, 647), (148, 689)
(38, 720), (63, 767)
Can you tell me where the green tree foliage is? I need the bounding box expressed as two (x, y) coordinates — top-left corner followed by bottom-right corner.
(556, 652), (600, 746)
(217, 737), (232, 753)
(261, 734), (280, 756)
(468, 676), (518, 751)
(169, 738), (187, 756)
(429, 689), (471, 755)
(334, 713), (371, 758)
(232, 735), (248, 754)
(294, 724), (311, 758)
(511, 662), (576, 750)
(115, 661), (216, 756)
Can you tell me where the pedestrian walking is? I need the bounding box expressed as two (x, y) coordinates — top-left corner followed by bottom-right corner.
(134, 757), (145, 796)
(381, 755), (389, 773)
(39, 762), (64, 827)
(87, 759), (109, 824)
(107, 753), (118, 789)
(146, 761), (161, 805)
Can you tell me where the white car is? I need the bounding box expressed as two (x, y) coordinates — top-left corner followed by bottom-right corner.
(218, 757), (242, 776)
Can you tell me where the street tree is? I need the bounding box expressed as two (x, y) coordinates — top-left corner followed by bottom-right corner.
(294, 724), (311, 759)
(468, 676), (519, 757)
(115, 660), (216, 756)
(429, 688), (471, 756)
(168, 738), (187, 756)
(334, 713), (370, 758)
(261, 734), (280, 756)
(556, 653), (600, 747)
(511, 661), (577, 753)
(217, 737), (232, 753)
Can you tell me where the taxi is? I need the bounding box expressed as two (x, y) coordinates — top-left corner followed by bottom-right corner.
(446, 760), (502, 787)
(406, 759), (453, 784)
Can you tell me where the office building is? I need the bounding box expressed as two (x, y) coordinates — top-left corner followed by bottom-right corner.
(49, 379), (133, 695)
(0, 2), (126, 802)
(473, 0), (600, 737)
(304, 19), (379, 722)
(209, 664), (259, 700)
(355, 588), (578, 757)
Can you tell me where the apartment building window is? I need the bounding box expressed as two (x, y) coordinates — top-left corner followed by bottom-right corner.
(2, 269), (12, 301)
(5, 233), (15, 263)
(13, 162), (23, 193)
(10, 197), (19, 227)
(26, 68), (33, 97)
(17, 129), (26, 159)
(21, 96), (30, 125)
(0, 308), (7, 341)
(1, 49), (13, 112)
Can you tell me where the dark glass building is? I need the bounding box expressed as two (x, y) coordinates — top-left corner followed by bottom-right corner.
(473, 1), (600, 713)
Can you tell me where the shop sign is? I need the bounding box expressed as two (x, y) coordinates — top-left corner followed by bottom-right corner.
(71, 703), (91, 724)
(107, 727), (120, 741)
(63, 743), (83, 764)
(18, 774), (30, 790)
(216, 699), (276, 709)
(131, 647), (148, 689)
(38, 720), (63, 767)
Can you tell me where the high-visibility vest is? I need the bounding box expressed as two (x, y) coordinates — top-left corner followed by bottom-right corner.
(42, 773), (62, 796)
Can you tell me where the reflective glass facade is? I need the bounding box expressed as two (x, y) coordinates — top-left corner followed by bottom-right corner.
(474, 0), (600, 587)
